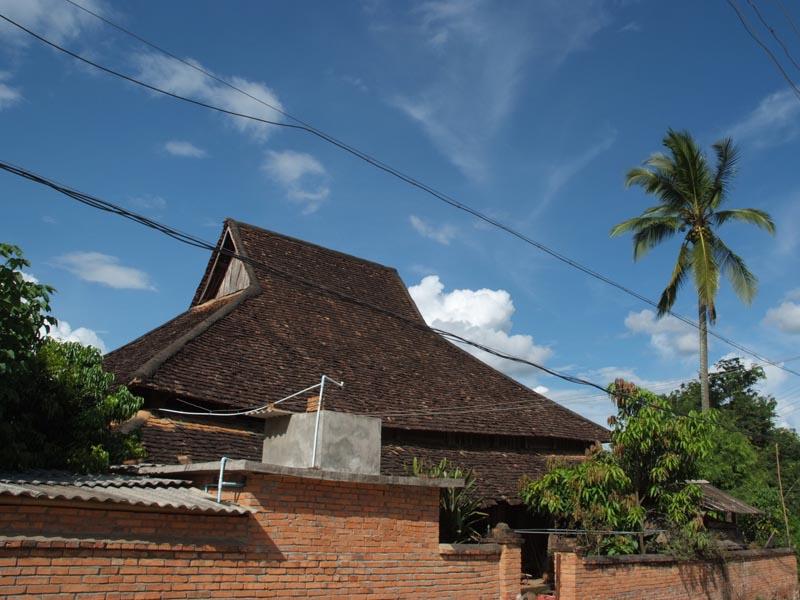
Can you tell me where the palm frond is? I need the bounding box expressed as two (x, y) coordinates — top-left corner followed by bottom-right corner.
(663, 129), (712, 212)
(711, 235), (758, 305)
(713, 208), (776, 234)
(657, 241), (691, 316)
(625, 166), (687, 210)
(632, 219), (680, 260)
(610, 215), (677, 238)
(710, 138), (739, 208)
(690, 227), (719, 317)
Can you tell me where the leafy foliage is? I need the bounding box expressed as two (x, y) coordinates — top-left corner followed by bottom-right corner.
(0, 244), (55, 375)
(408, 457), (487, 543)
(0, 244), (144, 473)
(669, 357), (800, 551)
(521, 379), (715, 556)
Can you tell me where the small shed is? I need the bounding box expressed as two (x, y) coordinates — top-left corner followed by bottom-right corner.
(690, 479), (761, 547)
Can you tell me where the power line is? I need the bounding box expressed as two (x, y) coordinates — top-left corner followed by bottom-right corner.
(726, 0), (800, 101)
(0, 159), (605, 395)
(2, 10), (798, 382)
(772, 0), (800, 44)
(746, 0), (800, 71)
(5, 158), (800, 429)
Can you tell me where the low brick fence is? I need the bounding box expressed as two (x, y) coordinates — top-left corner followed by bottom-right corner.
(0, 466), (522, 598)
(555, 548), (798, 600)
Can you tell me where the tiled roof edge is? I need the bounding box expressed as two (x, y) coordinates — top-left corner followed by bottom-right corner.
(131, 286), (258, 384)
(435, 336), (610, 441)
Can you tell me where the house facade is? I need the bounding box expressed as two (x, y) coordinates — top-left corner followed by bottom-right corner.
(104, 219), (609, 572)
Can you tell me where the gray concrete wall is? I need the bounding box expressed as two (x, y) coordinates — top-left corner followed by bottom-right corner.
(262, 411), (382, 475)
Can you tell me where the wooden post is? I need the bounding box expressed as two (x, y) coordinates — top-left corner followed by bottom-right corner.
(776, 442), (792, 548)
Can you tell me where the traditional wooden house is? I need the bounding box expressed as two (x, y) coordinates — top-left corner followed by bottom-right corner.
(104, 219), (608, 571)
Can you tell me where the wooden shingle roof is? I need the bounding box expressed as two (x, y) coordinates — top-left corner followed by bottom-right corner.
(105, 219), (608, 443)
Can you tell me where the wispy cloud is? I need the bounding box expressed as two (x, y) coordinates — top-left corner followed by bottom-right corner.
(624, 309), (697, 358)
(618, 21), (641, 33)
(53, 252), (155, 290)
(163, 140), (207, 158)
(129, 194), (167, 214)
(133, 53), (284, 141)
(0, 72), (21, 110)
(532, 128), (617, 217)
(409, 215), (457, 245)
(727, 89), (800, 148)
(0, 0), (104, 46)
(380, 0), (611, 180)
(342, 74), (368, 93)
(262, 150), (330, 214)
(408, 274), (552, 377)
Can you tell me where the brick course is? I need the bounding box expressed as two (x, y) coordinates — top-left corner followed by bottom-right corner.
(555, 549), (797, 600)
(0, 473), (521, 599)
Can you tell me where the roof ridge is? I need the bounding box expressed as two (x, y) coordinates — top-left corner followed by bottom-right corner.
(130, 287), (257, 384)
(227, 218), (400, 273)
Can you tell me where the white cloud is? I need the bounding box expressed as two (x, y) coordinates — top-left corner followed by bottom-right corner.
(727, 89), (800, 148)
(408, 275), (552, 377)
(624, 309), (697, 358)
(383, 0), (610, 180)
(0, 72), (21, 110)
(0, 0), (104, 45)
(133, 53), (284, 141)
(715, 353), (789, 400)
(53, 252), (155, 290)
(262, 150), (330, 214)
(409, 215), (457, 245)
(48, 320), (107, 354)
(765, 295), (800, 334)
(163, 140), (207, 158)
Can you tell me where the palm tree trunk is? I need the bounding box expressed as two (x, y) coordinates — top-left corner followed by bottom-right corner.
(698, 300), (710, 411)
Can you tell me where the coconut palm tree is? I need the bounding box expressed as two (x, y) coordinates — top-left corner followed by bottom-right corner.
(611, 129), (774, 411)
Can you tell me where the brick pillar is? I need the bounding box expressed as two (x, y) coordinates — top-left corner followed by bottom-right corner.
(488, 522), (523, 600)
(554, 552), (578, 600)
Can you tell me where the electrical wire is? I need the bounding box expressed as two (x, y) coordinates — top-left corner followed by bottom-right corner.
(0, 159), (601, 391)
(726, 0), (800, 101)
(2, 9), (798, 381)
(746, 0), (800, 71)
(772, 0), (800, 43)
(5, 158), (800, 428)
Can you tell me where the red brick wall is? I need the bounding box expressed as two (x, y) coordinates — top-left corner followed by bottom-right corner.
(555, 549), (798, 600)
(0, 473), (522, 599)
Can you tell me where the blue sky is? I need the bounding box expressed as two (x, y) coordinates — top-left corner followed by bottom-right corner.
(2, 0), (800, 428)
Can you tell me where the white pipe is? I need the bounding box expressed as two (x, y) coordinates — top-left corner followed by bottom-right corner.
(216, 456), (228, 503)
(311, 376), (326, 468)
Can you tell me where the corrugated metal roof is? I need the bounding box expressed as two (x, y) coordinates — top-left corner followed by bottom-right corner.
(0, 471), (251, 515)
(689, 480), (762, 515)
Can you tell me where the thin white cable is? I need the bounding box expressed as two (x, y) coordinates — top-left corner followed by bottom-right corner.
(159, 378), (342, 417)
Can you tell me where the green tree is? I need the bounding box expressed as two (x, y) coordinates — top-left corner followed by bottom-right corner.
(668, 360), (800, 550)
(521, 380), (717, 556)
(669, 357), (777, 446)
(0, 243), (144, 472)
(611, 130), (775, 411)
